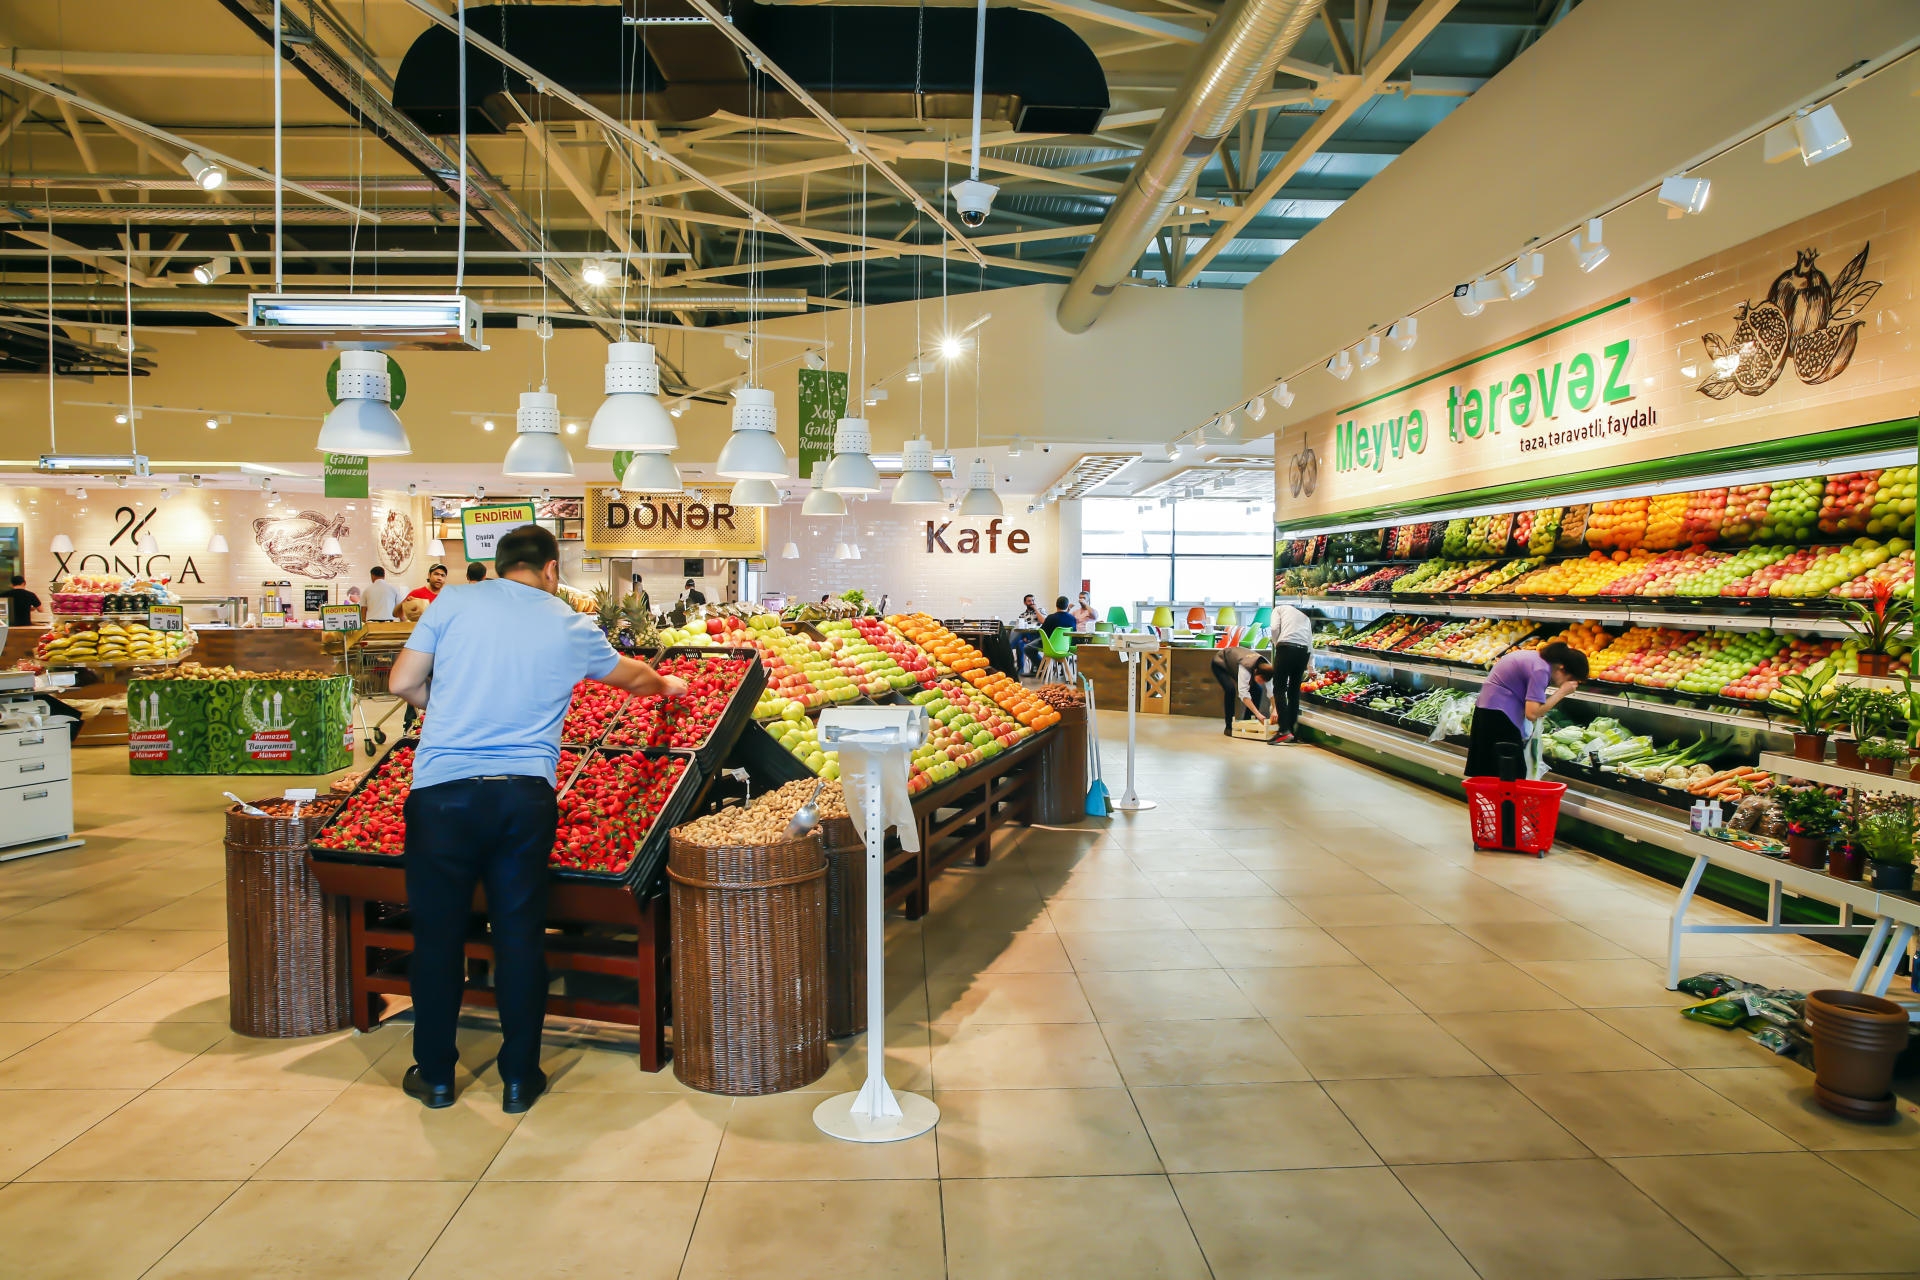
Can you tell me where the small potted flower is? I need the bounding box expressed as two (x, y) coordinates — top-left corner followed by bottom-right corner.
(1769, 657), (1840, 762)
(1778, 785), (1841, 869)
(1857, 736), (1908, 776)
(1858, 810), (1914, 895)
(1828, 814), (1865, 881)
(1840, 580), (1911, 677)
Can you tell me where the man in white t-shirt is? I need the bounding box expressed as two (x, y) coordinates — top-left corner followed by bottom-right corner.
(1267, 603), (1314, 744)
(362, 566), (401, 622)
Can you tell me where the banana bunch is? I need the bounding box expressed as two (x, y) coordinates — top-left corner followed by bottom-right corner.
(35, 620), (194, 667)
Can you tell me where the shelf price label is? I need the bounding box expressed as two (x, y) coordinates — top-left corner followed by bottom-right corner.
(146, 604), (185, 633)
(260, 611), (287, 629)
(321, 604), (363, 633)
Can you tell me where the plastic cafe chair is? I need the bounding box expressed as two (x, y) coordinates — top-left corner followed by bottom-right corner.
(1251, 605), (1273, 630)
(1106, 605), (1133, 632)
(1149, 605), (1174, 639)
(1185, 606), (1208, 632)
(1036, 627), (1078, 685)
(1216, 605), (1238, 629)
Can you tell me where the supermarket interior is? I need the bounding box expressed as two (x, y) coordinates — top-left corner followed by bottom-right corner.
(5, 2), (1920, 1277)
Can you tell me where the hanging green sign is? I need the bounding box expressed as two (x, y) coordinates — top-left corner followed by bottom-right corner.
(797, 367), (847, 483)
(323, 452), (369, 498)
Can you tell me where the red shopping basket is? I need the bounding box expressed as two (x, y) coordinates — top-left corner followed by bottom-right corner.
(1462, 777), (1566, 856)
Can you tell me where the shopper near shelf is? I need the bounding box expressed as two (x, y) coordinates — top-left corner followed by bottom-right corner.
(683, 578), (706, 606)
(632, 574), (652, 613)
(465, 562), (487, 584)
(406, 564), (448, 604)
(6, 575), (41, 627)
(362, 567), (400, 623)
(1211, 645), (1274, 736)
(1011, 594), (1043, 675)
(1464, 641), (1588, 777)
(1267, 602), (1314, 744)
(1071, 591), (1097, 631)
(387, 524), (687, 1115)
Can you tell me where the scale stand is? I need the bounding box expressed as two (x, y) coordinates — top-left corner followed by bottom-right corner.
(1109, 633), (1159, 811)
(811, 706), (940, 1143)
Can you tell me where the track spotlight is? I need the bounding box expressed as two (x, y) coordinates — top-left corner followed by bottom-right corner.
(904, 359), (926, 383)
(1570, 218), (1609, 272)
(192, 256), (231, 285)
(1793, 104), (1851, 164)
(1387, 317), (1417, 351)
(801, 350), (826, 371)
(1270, 382), (1293, 409)
(1454, 282), (1485, 317)
(939, 334), (965, 360)
(724, 333), (753, 359)
(1244, 396), (1266, 423)
(1763, 121), (1801, 164)
(183, 153), (226, 190)
(1658, 173), (1710, 218)
(1326, 349), (1353, 381)
(1355, 334), (1381, 370)
(1501, 252), (1542, 300)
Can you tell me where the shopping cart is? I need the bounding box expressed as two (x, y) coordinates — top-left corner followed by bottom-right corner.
(323, 620), (414, 757)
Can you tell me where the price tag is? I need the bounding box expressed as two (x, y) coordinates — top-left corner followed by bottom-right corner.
(260, 611), (287, 629)
(321, 604), (363, 633)
(147, 604), (185, 633)
(282, 787), (318, 802)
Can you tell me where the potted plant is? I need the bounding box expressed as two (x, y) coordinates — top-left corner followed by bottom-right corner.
(1839, 580), (1911, 677)
(1858, 736), (1907, 776)
(1778, 785), (1841, 869)
(1828, 813), (1866, 880)
(1805, 988), (1910, 1121)
(1858, 810), (1914, 894)
(1770, 657), (1840, 762)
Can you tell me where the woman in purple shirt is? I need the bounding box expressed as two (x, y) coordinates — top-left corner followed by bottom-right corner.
(1465, 641), (1588, 777)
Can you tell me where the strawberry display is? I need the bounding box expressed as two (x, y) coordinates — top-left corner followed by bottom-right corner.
(606, 653), (751, 749)
(562, 681), (628, 745)
(550, 751), (688, 875)
(313, 747), (414, 857)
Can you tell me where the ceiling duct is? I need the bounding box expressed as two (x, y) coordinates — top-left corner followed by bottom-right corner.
(393, 2), (1107, 136)
(1055, 0), (1323, 334)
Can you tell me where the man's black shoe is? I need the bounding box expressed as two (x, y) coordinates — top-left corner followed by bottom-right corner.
(402, 1066), (456, 1109)
(502, 1069), (549, 1115)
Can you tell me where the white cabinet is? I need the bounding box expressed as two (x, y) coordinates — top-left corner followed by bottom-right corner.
(0, 723), (76, 855)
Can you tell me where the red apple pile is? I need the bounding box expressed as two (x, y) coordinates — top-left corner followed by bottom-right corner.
(1819, 471), (1881, 536)
(606, 654), (751, 749)
(313, 746), (414, 857)
(551, 751), (687, 875)
(562, 681), (629, 745)
(852, 617), (937, 682)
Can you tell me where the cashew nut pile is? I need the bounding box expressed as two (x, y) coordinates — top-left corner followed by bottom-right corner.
(674, 778), (849, 847)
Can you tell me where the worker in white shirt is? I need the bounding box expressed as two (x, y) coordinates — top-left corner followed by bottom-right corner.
(362, 566), (402, 623)
(1268, 603), (1314, 744)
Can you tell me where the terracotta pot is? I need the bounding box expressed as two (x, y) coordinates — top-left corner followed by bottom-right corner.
(1805, 989), (1910, 1122)
(1858, 651), (1892, 677)
(1786, 833), (1828, 869)
(1792, 732), (1828, 762)
(1910, 750), (1920, 782)
(1870, 859), (1915, 894)
(1828, 843), (1865, 881)
(1865, 756), (1895, 775)
(1835, 738), (1863, 770)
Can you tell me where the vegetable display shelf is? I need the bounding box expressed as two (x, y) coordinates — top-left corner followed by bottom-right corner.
(1756, 752), (1920, 800)
(1283, 593), (1864, 639)
(127, 674), (353, 775)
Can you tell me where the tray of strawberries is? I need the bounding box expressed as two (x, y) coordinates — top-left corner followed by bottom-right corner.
(602, 646), (765, 768)
(561, 680), (629, 747)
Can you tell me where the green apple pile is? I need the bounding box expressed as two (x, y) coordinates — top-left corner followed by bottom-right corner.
(906, 681), (1032, 793)
(815, 619), (920, 696)
(762, 711), (841, 780)
(1769, 537), (1894, 596)
(747, 626), (863, 717)
(1866, 466), (1918, 538)
(1666, 545), (1790, 596)
(1675, 631), (1784, 696)
(1756, 477), (1820, 543)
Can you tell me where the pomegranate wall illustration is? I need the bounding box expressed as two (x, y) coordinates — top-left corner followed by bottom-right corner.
(378, 509), (416, 571)
(1698, 243), (1879, 399)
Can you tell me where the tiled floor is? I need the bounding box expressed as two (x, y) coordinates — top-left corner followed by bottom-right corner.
(3, 713), (1919, 1278)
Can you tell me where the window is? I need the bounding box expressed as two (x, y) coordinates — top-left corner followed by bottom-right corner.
(1079, 497), (1273, 614)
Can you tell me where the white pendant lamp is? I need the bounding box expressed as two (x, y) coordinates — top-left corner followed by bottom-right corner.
(207, 533), (229, 554)
(729, 477), (781, 507)
(318, 350), (411, 456)
(780, 541), (800, 560)
(955, 457), (1003, 517)
(621, 450), (683, 494)
(821, 416), (881, 494)
(428, 538), (446, 557)
(503, 388), (575, 478)
(586, 342), (677, 452)
(891, 436), (944, 505)
(320, 536), (343, 557)
(849, 543), (862, 559)
(801, 460), (847, 517)
(716, 387), (787, 480)
(50, 533), (74, 555)
(833, 541), (853, 560)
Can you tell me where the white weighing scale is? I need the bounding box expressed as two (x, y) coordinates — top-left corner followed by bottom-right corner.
(1107, 632), (1160, 811)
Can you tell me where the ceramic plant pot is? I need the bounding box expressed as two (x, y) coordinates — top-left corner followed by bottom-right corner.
(1865, 756), (1895, 776)
(1858, 652), (1892, 677)
(1793, 732), (1827, 762)
(1869, 859), (1915, 895)
(1786, 833), (1828, 870)
(1827, 843), (1865, 881)
(1805, 988), (1910, 1122)
(1835, 738), (1862, 770)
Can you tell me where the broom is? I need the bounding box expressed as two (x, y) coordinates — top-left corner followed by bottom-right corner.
(1083, 675), (1110, 817)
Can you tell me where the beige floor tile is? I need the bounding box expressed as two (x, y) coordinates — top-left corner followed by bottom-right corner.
(804, 1026), (937, 1096)
(944, 1175), (1211, 1280)
(1125, 847), (1246, 871)
(1512, 1070), (1798, 1157)
(1167, 896), (1315, 930)
(155, 1028), (389, 1091)
(0, 1020), (60, 1061)
(1231, 842), (1341, 871)
(1456, 920), (1635, 961)
(1144, 869), (1277, 899)
(24, 1087), (329, 1180)
(1287, 894), (1442, 928)
(1372, 959), (1573, 1014)
(1406, 889), (1568, 924)
(1226, 965), (1417, 1018)
(1396, 1158), (1732, 1280)
(485, 1090), (732, 1180)
(1078, 968), (1258, 1022)
(0, 967), (168, 1021)
(1434, 1010), (1669, 1075)
(1615, 1153), (1920, 1276)
(84, 970), (230, 1023)
(1045, 897), (1187, 933)
(923, 929), (1072, 975)
(1821, 1149), (1920, 1215)
(1174, 1167), (1479, 1280)
(143, 1179), (472, 1280)
(1326, 924), (1501, 966)
(1324, 1076), (1588, 1163)
(1035, 865), (1162, 900)
(926, 971), (1094, 1025)
(934, 1088), (1161, 1178)
(8, 894), (166, 931)
(122, 890), (229, 932)
(1583, 914), (1775, 959)
(0, 1180), (239, 1280)
(30, 927), (225, 972)
(255, 1080), (520, 1180)
(180, 943), (229, 972)
(1689, 1065), (1920, 1150)
(0, 1087), (136, 1180)
(1519, 957), (1691, 1007)
(1130, 1081), (1378, 1173)
(0, 923), (101, 967)
(1270, 1013), (1492, 1081)
(413, 1181), (703, 1280)
(0, 1020), (226, 1089)
(1253, 865), (1394, 896)
(680, 1180), (945, 1280)
(1103, 1018), (1310, 1087)
(930, 1021), (1122, 1090)
(1057, 928), (1218, 971)
(1593, 1004), (1793, 1069)
(1193, 927), (1355, 968)
(711, 1092), (939, 1180)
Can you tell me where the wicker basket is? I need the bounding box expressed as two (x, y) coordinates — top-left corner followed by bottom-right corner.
(668, 831), (829, 1095)
(224, 803), (350, 1038)
(819, 815), (867, 1039)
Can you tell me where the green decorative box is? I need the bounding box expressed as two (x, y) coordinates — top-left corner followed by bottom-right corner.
(129, 676), (353, 775)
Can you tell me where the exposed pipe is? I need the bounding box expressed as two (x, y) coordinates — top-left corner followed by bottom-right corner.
(1055, 0), (1323, 333)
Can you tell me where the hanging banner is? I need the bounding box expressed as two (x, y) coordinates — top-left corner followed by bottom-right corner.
(460, 501), (539, 559)
(583, 484), (764, 555)
(322, 453), (369, 499)
(797, 367), (848, 483)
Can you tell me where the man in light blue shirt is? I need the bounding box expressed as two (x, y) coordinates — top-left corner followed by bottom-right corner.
(388, 524), (684, 1114)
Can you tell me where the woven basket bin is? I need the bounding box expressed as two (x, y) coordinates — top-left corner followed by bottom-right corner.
(668, 831), (829, 1095)
(225, 803), (351, 1038)
(818, 816), (867, 1039)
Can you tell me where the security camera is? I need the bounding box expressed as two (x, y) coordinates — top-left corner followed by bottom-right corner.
(474, 484), (486, 500)
(1041, 442), (1052, 454)
(950, 178), (999, 230)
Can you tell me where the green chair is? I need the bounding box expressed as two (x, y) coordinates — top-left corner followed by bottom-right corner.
(1036, 627), (1078, 685)
(1094, 621), (1113, 633)
(1106, 605), (1132, 631)
(1251, 606), (1273, 629)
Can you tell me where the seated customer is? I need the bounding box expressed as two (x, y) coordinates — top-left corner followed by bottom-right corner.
(1041, 595), (1077, 636)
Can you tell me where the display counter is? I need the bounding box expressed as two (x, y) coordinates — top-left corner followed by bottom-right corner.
(1079, 640), (1232, 718)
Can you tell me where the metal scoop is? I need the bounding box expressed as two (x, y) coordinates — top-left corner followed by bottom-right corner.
(224, 792), (268, 816)
(784, 778), (825, 839)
